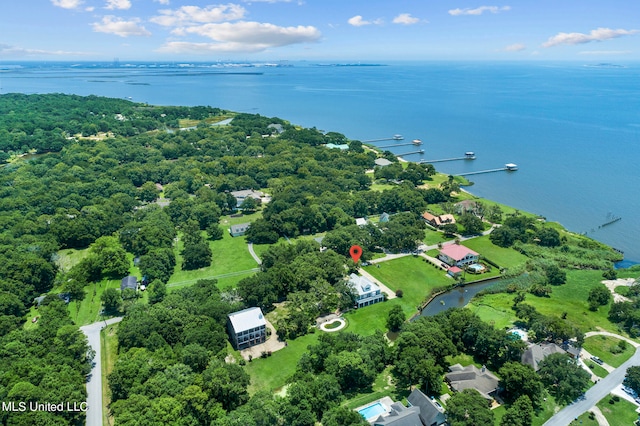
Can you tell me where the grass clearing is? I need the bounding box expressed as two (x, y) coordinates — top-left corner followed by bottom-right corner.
(469, 270), (626, 336)
(168, 228), (259, 287)
(583, 335), (635, 368)
(363, 256), (453, 312)
(585, 361), (609, 378)
(531, 392), (559, 426)
(101, 322), (119, 426)
(596, 394), (639, 425)
(462, 235), (528, 270)
(244, 332), (319, 394)
(344, 367), (405, 410)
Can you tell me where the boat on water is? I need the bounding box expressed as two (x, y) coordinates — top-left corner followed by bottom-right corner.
(505, 163), (518, 171)
(393, 134), (403, 140)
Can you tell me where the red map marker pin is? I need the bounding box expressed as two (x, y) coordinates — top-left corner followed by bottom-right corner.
(349, 245), (363, 263)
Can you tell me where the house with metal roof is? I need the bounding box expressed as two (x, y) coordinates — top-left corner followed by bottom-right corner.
(227, 307), (267, 350)
(438, 244), (479, 267)
(349, 273), (384, 308)
(120, 275), (137, 292)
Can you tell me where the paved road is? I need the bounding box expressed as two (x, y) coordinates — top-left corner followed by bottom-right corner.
(543, 343), (640, 426)
(247, 242), (262, 265)
(80, 317), (123, 426)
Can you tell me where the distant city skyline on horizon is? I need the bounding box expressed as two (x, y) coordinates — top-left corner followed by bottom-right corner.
(1, 0), (639, 62)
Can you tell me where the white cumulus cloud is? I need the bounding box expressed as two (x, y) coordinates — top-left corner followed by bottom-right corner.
(92, 16), (151, 37)
(151, 4), (246, 27)
(543, 27), (639, 48)
(159, 21), (320, 53)
(393, 13), (420, 25)
(449, 5), (511, 16)
(504, 43), (526, 52)
(51, 0), (84, 9)
(154, 0), (170, 4)
(347, 15), (383, 27)
(105, 0), (131, 10)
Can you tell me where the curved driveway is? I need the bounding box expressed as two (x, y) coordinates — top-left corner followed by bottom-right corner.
(80, 317), (123, 426)
(543, 332), (640, 426)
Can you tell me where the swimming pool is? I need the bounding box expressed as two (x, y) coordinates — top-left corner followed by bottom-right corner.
(468, 263), (485, 273)
(358, 402), (386, 420)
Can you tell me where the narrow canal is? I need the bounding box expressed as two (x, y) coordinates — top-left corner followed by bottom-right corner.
(420, 278), (501, 317)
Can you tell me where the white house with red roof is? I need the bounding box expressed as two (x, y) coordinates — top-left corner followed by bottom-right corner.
(438, 244), (479, 267)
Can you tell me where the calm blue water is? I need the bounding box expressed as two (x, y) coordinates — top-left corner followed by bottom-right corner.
(2, 61), (639, 262)
(358, 402), (386, 419)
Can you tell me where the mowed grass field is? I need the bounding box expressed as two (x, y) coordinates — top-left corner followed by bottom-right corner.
(582, 335), (636, 367)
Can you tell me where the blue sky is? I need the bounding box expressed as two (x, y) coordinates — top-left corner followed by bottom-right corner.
(1, 0), (639, 61)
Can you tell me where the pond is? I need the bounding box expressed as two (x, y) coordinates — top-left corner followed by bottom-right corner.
(419, 278), (501, 317)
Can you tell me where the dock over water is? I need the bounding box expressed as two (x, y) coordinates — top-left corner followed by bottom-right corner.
(457, 163), (518, 176)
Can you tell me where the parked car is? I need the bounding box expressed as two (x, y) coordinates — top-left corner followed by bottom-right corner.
(591, 356), (604, 365)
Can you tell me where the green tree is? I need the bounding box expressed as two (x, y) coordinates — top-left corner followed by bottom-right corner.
(536, 227), (561, 247)
(500, 395), (534, 426)
(139, 181), (160, 203)
(101, 288), (121, 313)
(459, 213), (483, 235)
(588, 284), (611, 311)
(147, 279), (167, 305)
(625, 366), (640, 395)
(538, 353), (590, 404)
(446, 389), (494, 426)
(206, 224), (224, 241)
(498, 362), (544, 406)
(182, 241), (212, 270)
(490, 226), (516, 247)
(321, 405), (368, 426)
(386, 305), (405, 332)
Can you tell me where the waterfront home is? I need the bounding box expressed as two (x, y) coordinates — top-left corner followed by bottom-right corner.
(227, 307), (267, 350)
(438, 244), (479, 267)
(349, 273), (384, 308)
(374, 158), (393, 167)
(421, 212), (456, 228)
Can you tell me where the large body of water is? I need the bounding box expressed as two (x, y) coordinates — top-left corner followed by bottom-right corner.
(2, 61), (639, 261)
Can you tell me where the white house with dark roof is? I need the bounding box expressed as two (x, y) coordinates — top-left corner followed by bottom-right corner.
(349, 273), (384, 308)
(227, 307), (267, 350)
(438, 244), (479, 267)
(229, 222), (251, 237)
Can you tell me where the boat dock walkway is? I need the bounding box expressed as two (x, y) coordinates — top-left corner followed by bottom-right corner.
(375, 142), (421, 148)
(422, 156), (474, 163)
(457, 165), (517, 176)
(397, 149), (424, 156)
(362, 135), (404, 143)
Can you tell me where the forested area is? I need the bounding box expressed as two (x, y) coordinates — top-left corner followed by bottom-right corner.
(0, 94), (631, 426)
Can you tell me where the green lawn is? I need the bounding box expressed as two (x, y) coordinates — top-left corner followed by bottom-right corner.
(244, 332), (319, 394)
(596, 395), (639, 425)
(469, 302), (515, 330)
(168, 228), (259, 288)
(585, 361), (609, 378)
(363, 256), (453, 313)
(463, 235), (529, 270)
(531, 393), (559, 426)
(101, 322), (119, 426)
(423, 230), (449, 246)
(583, 335), (635, 367)
(54, 247), (90, 273)
(469, 270), (626, 336)
(445, 352), (483, 369)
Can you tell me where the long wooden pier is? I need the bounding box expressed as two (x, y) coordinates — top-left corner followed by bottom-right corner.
(398, 149), (425, 156)
(362, 135), (404, 143)
(376, 142), (421, 148)
(457, 164), (517, 176)
(422, 156), (475, 163)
